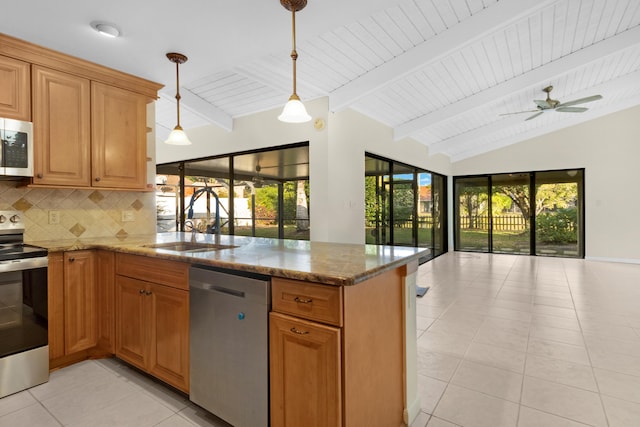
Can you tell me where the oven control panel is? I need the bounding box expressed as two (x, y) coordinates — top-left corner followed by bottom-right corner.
(0, 210), (23, 234)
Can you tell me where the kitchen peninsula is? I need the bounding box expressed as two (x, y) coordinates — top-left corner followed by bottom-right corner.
(32, 233), (426, 427)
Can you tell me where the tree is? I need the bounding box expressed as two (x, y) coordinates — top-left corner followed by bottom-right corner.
(295, 180), (309, 231)
(494, 185), (531, 226)
(494, 183), (578, 226)
(458, 186), (488, 229)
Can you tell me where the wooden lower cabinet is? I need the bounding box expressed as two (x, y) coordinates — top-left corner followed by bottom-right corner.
(269, 312), (341, 427)
(270, 269), (406, 427)
(96, 250), (115, 353)
(48, 250), (98, 362)
(114, 275), (147, 370)
(115, 273), (189, 392)
(63, 251), (97, 353)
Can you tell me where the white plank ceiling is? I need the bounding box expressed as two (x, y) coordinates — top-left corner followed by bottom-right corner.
(3, 0), (640, 161)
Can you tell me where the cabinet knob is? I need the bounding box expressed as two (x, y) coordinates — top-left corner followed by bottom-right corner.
(145, 290), (152, 296)
(36, 173), (43, 179)
(95, 177), (101, 182)
(294, 296), (313, 304)
(68, 257), (75, 262)
(139, 289), (145, 294)
(290, 327), (309, 335)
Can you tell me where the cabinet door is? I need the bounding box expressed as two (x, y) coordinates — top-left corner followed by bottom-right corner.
(0, 55), (30, 120)
(32, 66), (91, 186)
(47, 252), (65, 360)
(148, 283), (190, 392)
(63, 251), (97, 354)
(96, 250), (115, 353)
(91, 82), (147, 189)
(115, 275), (148, 371)
(270, 312), (342, 427)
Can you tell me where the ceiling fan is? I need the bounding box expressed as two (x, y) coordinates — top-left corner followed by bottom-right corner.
(501, 86), (603, 121)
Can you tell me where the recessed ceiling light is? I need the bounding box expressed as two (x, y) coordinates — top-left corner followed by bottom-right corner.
(90, 21), (121, 38)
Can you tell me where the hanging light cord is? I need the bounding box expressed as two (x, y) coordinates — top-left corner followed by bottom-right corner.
(290, 7), (299, 99)
(174, 60), (183, 129)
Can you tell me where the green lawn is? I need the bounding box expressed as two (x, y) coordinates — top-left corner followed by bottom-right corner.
(232, 225), (310, 240)
(458, 229), (578, 256)
(365, 227), (433, 246)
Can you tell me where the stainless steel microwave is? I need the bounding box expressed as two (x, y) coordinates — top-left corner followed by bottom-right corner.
(0, 118), (33, 177)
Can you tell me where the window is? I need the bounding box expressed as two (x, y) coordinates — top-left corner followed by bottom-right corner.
(156, 143), (310, 240)
(365, 153), (447, 261)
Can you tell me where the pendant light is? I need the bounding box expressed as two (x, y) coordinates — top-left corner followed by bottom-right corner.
(165, 52), (192, 145)
(278, 0), (312, 123)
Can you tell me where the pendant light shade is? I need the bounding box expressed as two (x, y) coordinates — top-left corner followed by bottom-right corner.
(278, 0), (311, 123)
(165, 52), (192, 145)
(278, 94), (311, 123)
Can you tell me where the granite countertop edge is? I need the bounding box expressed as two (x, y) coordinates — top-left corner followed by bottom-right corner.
(28, 233), (428, 287)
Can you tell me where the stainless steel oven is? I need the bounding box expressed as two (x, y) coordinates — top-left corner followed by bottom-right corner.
(0, 210), (48, 398)
(0, 118), (33, 177)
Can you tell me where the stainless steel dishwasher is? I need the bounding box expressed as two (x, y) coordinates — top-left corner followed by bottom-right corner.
(189, 265), (270, 427)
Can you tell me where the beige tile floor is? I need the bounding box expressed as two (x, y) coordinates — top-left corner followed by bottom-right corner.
(1, 252), (639, 426)
(411, 252), (640, 427)
(0, 357), (231, 427)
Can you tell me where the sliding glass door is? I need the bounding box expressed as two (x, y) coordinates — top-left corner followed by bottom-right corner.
(455, 176), (490, 252)
(491, 173), (531, 254)
(454, 169), (584, 258)
(535, 170), (584, 257)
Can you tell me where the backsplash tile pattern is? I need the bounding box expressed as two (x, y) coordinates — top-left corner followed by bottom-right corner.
(0, 182), (156, 241)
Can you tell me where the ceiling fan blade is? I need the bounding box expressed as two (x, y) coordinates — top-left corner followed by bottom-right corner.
(525, 111), (544, 121)
(556, 106), (588, 113)
(499, 110), (539, 116)
(557, 94), (602, 108)
(534, 100), (552, 109)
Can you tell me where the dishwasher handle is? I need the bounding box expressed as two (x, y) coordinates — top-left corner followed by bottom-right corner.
(191, 280), (246, 297)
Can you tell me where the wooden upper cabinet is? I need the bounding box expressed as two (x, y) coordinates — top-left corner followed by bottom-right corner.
(91, 82), (147, 190)
(32, 66), (91, 186)
(0, 55), (30, 121)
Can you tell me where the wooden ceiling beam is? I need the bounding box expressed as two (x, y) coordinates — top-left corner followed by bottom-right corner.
(327, 0), (557, 113)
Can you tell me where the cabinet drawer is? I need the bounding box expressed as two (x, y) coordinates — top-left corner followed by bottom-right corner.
(271, 278), (342, 326)
(116, 253), (189, 290)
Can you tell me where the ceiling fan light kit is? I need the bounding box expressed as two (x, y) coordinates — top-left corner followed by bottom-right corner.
(278, 0), (312, 123)
(165, 52), (192, 145)
(501, 85), (603, 121)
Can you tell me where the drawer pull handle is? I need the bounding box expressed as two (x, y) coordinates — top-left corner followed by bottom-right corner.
(290, 327), (309, 335)
(294, 296), (313, 304)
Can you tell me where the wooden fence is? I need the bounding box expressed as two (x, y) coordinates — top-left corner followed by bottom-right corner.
(459, 215), (527, 231)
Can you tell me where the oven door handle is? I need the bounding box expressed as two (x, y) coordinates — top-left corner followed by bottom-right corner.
(0, 256), (48, 273)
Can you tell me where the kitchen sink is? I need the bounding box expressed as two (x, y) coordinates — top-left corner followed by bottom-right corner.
(144, 241), (238, 252)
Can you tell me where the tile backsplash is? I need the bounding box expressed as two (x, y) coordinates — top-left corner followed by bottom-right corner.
(0, 182), (156, 241)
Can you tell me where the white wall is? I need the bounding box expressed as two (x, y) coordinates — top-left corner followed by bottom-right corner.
(452, 105), (640, 263)
(156, 97), (451, 244)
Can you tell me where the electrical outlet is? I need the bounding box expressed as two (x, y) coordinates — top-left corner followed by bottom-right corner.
(121, 210), (135, 222)
(49, 210), (60, 225)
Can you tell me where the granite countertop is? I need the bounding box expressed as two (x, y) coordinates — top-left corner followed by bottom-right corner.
(28, 232), (428, 286)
